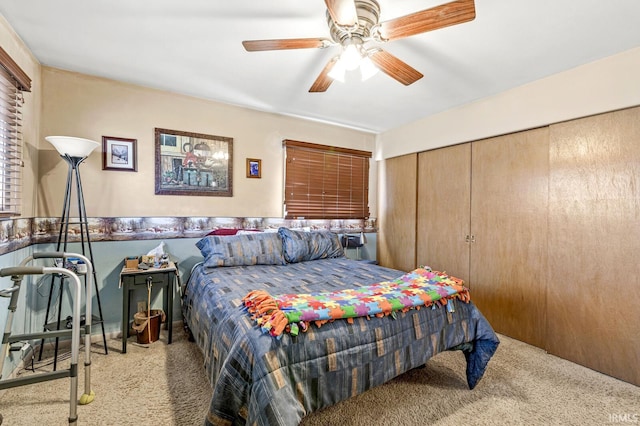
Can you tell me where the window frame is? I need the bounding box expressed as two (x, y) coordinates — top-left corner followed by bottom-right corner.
(0, 46), (31, 217)
(283, 139), (371, 220)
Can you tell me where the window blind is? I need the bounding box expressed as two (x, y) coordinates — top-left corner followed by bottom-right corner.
(283, 139), (371, 220)
(0, 46), (30, 216)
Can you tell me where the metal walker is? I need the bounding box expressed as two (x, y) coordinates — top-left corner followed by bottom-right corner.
(0, 252), (96, 424)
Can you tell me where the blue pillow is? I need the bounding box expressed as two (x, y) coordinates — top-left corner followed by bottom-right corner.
(196, 232), (285, 268)
(278, 227), (345, 263)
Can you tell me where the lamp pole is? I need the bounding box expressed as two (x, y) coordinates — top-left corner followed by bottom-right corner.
(39, 137), (108, 369)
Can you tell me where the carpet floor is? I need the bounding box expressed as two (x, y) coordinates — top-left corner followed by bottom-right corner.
(0, 327), (638, 425)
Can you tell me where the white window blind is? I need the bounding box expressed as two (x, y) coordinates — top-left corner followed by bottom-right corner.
(0, 47), (31, 216)
(283, 139), (371, 220)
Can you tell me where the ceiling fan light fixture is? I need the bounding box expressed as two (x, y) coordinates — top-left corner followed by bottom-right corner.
(245, 0), (477, 92)
(341, 43), (362, 70)
(360, 56), (378, 81)
(328, 57), (347, 82)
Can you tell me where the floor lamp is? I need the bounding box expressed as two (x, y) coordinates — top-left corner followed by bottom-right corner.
(39, 136), (108, 369)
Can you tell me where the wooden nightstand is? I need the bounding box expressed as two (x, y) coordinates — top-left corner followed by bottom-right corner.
(119, 261), (177, 353)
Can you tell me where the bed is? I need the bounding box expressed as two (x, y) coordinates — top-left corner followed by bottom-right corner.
(181, 228), (499, 426)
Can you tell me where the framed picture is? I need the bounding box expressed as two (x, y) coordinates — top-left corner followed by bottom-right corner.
(102, 136), (137, 171)
(154, 128), (233, 197)
(246, 158), (261, 178)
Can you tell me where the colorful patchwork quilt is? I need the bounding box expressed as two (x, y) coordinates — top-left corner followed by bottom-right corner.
(243, 267), (470, 338)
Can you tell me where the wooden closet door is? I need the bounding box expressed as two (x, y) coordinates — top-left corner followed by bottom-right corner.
(377, 153), (417, 272)
(548, 107), (640, 386)
(470, 128), (549, 348)
(416, 144), (471, 285)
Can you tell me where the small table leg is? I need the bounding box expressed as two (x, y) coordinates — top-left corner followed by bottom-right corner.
(167, 271), (174, 344)
(122, 283), (129, 354)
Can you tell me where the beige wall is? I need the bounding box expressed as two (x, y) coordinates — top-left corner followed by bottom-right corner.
(38, 68), (377, 218)
(0, 15), (41, 217)
(377, 46), (640, 160)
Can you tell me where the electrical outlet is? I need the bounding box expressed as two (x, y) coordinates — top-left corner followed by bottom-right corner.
(9, 342), (30, 356)
(21, 343), (33, 363)
(137, 301), (147, 313)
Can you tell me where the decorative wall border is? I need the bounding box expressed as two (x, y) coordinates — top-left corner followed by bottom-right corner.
(0, 218), (32, 256)
(0, 216), (377, 256)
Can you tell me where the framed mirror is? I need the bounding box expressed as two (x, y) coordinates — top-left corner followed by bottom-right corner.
(155, 128), (233, 196)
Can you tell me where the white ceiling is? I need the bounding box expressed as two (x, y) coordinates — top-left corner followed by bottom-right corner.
(2, 0), (640, 133)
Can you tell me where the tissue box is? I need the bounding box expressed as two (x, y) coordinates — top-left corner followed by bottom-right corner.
(124, 256), (139, 269)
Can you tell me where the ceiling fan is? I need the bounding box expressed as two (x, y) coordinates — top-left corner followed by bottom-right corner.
(242, 0), (476, 92)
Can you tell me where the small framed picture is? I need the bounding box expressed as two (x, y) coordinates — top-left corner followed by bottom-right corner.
(102, 136), (137, 172)
(246, 158), (261, 178)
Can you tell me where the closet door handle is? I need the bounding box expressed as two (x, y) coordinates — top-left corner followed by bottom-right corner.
(470, 235), (476, 243)
(465, 235), (470, 243)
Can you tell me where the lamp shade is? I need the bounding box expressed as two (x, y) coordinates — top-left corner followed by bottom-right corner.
(360, 56), (379, 81)
(46, 136), (99, 158)
(328, 57), (347, 82)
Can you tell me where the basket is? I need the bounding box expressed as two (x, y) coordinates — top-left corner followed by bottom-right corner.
(132, 309), (165, 344)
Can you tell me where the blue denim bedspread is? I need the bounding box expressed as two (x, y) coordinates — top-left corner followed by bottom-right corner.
(182, 258), (499, 426)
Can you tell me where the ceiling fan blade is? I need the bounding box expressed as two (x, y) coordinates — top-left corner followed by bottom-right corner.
(309, 58), (338, 92)
(378, 0), (475, 42)
(325, 0), (358, 27)
(369, 50), (423, 86)
(242, 38), (330, 52)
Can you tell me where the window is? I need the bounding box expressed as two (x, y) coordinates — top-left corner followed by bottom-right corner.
(0, 46), (31, 216)
(283, 139), (371, 220)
